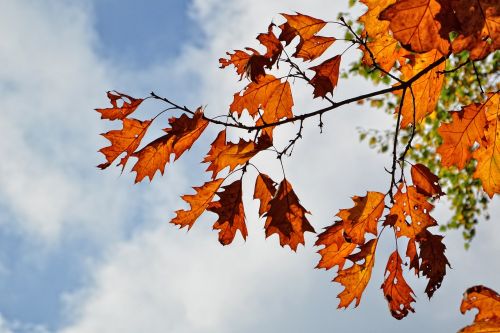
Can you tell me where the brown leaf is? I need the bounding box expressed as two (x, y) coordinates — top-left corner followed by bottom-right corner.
(203, 131), (272, 179)
(279, 13), (327, 45)
(96, 91), (144, 120)
(381, 251), (416, 319)
(208, 179), (247, 245)
(411, 163), (445, 198)
(459, 285), (500, 332)
(132, 108), (209, 182)
(379, 0), (458, 54)
(264, 179), (315, 251)
(171, 178), (224, 230)
(219, 48), (269, 83)
(336, 191), (386, 245)
(98, 118), (151, 170)
(257, 23), (283, 66)
(253, 173), (277, 216)
(406, 238), (420, 275)
(294, 35), (336, 62)
(437, 103), (487, 169)
(417, 230), (450, 298)
(309, 55), (342, 98)
(315, 221), (357, 271)
(334, 239), (378, 308)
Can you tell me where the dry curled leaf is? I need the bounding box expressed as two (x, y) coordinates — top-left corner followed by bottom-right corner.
(95, 91), (144, 121)
(459, 285), (500, 332)
(309, 55), (341, 98)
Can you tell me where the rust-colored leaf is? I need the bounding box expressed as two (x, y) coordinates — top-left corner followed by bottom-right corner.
(334, 238), (378, 308)
(411, 163), (445, 198)
(132, 108), (209, 182)
(309, 55), (341, 98)
(219, 48), (269, 83)
(170, 178), (224, 230)
(279, 13), (327, 45)
(294, 35), (336, 62)
(253, 173), (277, 216)
(264, 179), (315, 251)
(315, 221), (357, 271)
(389, 184), (437, 239)
(98, 118), (151, 170)
(336, 191), (386, 244)
(379, 0), (458, 54)
(381, 251), (416, 319)
(417, 230), (449, 298)
(406, 238), (420, 274)
(437, 103), (487, 169)
(95, 91), (144, 120)
(459, 285), (500, 332)
(203, 130), (272, 179)
(208, 179), (247, 245)
(257, 23), (283, 66)
(397, 50), (445, 128)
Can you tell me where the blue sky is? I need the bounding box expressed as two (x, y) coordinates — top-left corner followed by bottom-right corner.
(0, 1), (498, 333)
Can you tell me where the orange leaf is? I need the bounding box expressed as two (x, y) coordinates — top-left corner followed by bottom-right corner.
(309, 55), (341, 98)
(379, 0), (458, 54)
(208, 179), (247, 245)
(459, 285), (500, 332)
(381, 251), (416, 319)
(334, 238), (378, 308)
(390, 184), (437, 239)
(219, 48), (269, 83)
(203, 130), (272, 179)
(315, 221), (357, 271)
(98, 118), (151, 170)
(264, 179), (315, 251)
(171, 178), (224, 230)
(253, 173), (277, 216)
(406, 238), (420, 274)
(473, 92), (500, 198)
(417, 230), (449, 298)
(294, 35), (336, 62)
(95, 91), (144, 120)
(132, 108), (209, 182)
(279, 13), (327, 45)
(336, 191), (386, 244)
(257, 23), (283, 66)
(437, 103), (487, 169)
(397, 50), (445, 128)
(411, 163), (445, 198)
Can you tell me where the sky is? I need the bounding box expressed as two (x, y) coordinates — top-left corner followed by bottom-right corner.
(0, 0), (498, 332)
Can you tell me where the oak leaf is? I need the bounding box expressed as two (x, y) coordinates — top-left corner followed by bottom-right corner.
(379, 0), (458, 55)
(459, 285), (500, 333)
(95, 91), (144, 120)
(309, 55), (341, 98)
(335, 191), (385, 244)
(411, 163), (445, 198)
(98, 118), (151, 170)
(253, 173), (277, 216)
(381, 251), (416, 319)
(279, 13), (327, 45)
(406, 238), (420, 274)
(315, 221), (357, 271)
(437, 103), (487, 169)
(334, 239), (378, 308)
(203, 130), (272, 179)
(219, 48), (269, 83)
(264, 179), (315, 251)
(294, 35), (336, 62)
(171, 178), (224, 230)
(417, 230), (449, 298)
(208, 179), (247, 245)
(132, 108), (209, 182)
(257, 23), (283, 66)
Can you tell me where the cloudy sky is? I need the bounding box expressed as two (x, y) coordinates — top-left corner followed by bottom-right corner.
(0, 0), (498, 332)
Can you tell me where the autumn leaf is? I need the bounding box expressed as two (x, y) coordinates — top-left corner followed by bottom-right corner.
(379, 0), (458, 55)
(279, 13), (327, 45)
(264, 179), (315, 251)
(459, 285), (500, 332)
(381, 251), (416, 319)
(132, 108), (209, 182)
(335, 238), (378, 308)
(294, 35), (335, 62)
(219, 48), (269, 83)
(257, 23), (283, 66)
(203, 130), (272, 179)
(98, 118), (151, 170)
(171, 178), (224, 230)
(417, 230), (449, 298)
(406, 238), (420, 274)
(335, 191), (385, 244)
(315, 221), (357, 271)
(411, 163), (445, 198)
(208, 179), (247, 245)
(253, 173), (277, 216)
(397, 50), (445, 128)
(437, 103), (487, 169)
(96, 91), (144, 120)
(389, 184), (437, 239)
(309, 55), (341, 98)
